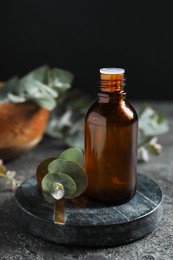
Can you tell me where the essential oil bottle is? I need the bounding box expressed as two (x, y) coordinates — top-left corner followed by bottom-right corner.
(84, 68), (138, 204)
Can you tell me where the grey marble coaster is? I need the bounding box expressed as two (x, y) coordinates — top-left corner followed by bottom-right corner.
(15, 173), (163, 247)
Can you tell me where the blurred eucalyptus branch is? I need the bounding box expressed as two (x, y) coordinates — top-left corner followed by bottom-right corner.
(0, 65), (73, 111)
(137, 106), (169, 162)
(0, 160), (20, 191)
(46, 89), (90, 148)
(46, 90), (169, 162)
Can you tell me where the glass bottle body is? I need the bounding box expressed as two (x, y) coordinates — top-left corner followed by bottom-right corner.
(84, 71), (138, 204)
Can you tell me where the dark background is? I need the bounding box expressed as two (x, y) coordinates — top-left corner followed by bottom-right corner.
(0, 0), (173, 100)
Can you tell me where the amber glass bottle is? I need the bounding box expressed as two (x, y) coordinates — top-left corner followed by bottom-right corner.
(84, 68), (138, 204)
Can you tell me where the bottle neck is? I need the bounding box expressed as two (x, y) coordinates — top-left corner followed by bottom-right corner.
(98, 73), (126, 103)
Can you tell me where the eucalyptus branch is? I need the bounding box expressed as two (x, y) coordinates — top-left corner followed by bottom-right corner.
(46, 90), (169, 163)
(0, 160), (20, 191)
(0, 65), (73, 111)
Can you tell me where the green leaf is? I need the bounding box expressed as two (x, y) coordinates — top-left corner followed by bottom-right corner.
(48, 68), (74, 93)
(139, 107), (169, 136)
(42, 191), (57, 203)
(1, 65), (73, 110)
(58, 147), (84, 168)
(45, 89), (89, 148)
(34, 81), (58, 98)
(6, 171), (16, 179)
(42, 172), (77, 199)
(157, 112), (164, 124)
(137, 146), (149, 162)
(31, 95), (57, 110)
(21, 81), (58, 98)
(48, 159), (87, 198)
(147, 142), (162, 155)
(8, 93), (26, 103)
(36, 157), (57, 188)
(19, 65), (49, 87)
(10, 80), (58, 110)
(42, 182), (65, 202)
(45, 115), (64, 139)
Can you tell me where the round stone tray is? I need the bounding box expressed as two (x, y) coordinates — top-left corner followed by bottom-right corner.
(15, 173), (163, 247)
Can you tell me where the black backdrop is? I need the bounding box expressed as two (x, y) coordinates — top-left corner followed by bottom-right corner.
(0, 0), (173, 100)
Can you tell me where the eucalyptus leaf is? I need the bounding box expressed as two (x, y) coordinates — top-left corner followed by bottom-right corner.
(9, 80), (58, 110)
(147, 143), (162, 155)
(21, 81), (58, 98)
(137, 146), (149, 162)
(58, 147), (84, 168)
(42, 190), (57, 203)
(0, 65), (73, 110)
(55, 110), (73, 129)
(6, 171), (16, 179)
(45, 90), (89, 148)
(42, 172), (77, 199)
(19, 65), (49, 87)
(138, 107), (169, 136)
(45, 116), (65, 139)
(35, 81), (58, 98)
(48, 159), (87, 198)
(8, 93), (26, 103)
(31, 95), (57, 110)
(0, 161), (18, 191)
(36, 157), (56, 188)
(18, 81), (58, 110)
(48, 68), (73, 92)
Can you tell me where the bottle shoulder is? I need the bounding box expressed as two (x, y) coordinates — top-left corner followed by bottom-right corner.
(85, 100), (138, 127)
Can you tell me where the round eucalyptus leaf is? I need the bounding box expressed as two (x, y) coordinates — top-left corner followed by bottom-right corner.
(31, 95), (57, 110)
(42, 191), (57, 204)
(42, 172), (77, 199)
(22, 80), (58, 98)
(8, 93), (26, 103)
(48, 159), (87, 198)
(34, 81), (58, 98)
(58, 147), (84, 168)
(36, 157), (56, 189)
(48, 68), (73, 91)
(19, 65), (49, 86)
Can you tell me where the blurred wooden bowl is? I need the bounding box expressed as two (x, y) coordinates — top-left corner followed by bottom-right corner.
(0, 102), (49, 161)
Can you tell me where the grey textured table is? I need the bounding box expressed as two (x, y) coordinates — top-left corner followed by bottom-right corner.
(0, 102), (173, 260)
